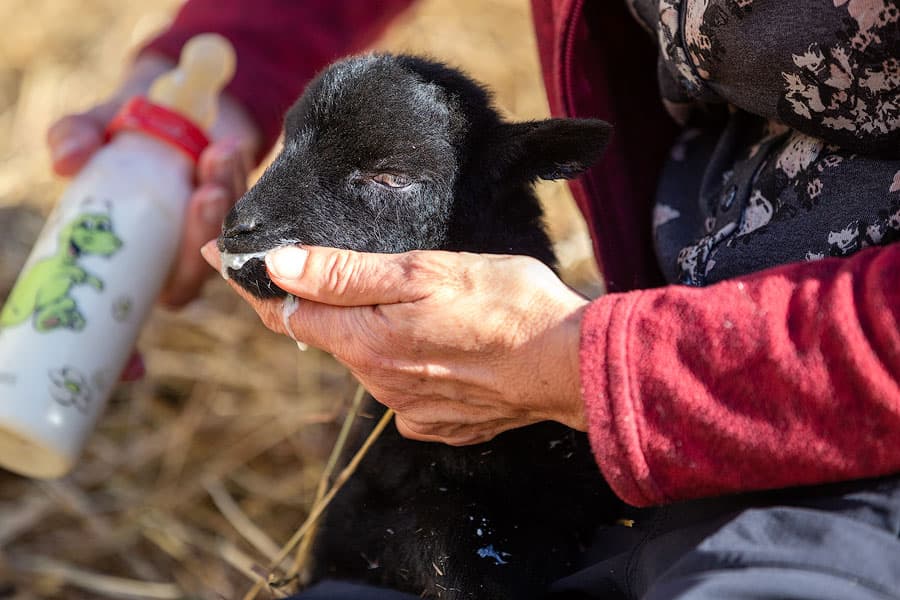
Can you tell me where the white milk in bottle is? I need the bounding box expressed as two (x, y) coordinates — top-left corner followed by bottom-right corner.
(0, 34), (236, 478)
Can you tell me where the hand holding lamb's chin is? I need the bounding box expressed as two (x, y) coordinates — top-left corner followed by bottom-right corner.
(201, 241), (589, 444)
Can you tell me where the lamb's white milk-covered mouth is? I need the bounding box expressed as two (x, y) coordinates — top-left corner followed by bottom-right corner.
(219, 247), (288, 280)
(220, 248), (307, 350)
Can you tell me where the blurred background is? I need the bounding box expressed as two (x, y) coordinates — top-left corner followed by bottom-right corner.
(0, 1), (601, 598)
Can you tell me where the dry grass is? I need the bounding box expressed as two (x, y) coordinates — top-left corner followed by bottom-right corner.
(0, 2), (601, 598)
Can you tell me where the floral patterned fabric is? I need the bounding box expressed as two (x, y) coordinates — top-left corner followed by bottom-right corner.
(630, 0), (900, 286)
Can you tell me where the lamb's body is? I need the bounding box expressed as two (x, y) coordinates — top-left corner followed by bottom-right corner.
(316, 416), (611, 597)
(219, 54), (619, 599)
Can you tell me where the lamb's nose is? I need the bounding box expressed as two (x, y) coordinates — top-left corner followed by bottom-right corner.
(222, 214), (259, 239)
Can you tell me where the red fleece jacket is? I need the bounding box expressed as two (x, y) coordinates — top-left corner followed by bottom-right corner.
(145, 0), (900, 508)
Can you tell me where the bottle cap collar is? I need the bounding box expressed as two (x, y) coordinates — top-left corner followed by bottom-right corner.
(105, 97), (210, 163)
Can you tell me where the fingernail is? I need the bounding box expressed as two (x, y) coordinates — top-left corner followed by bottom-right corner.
(51, 134), (90, 163)
(200, 188), (228, 225)
(267, 246), (308, 280)
(200, 240), (216, 263)
(210, 142), (242, 179)
(200, 241), (227, 279)
(219, 136), (241, 152)
(120, 353), (146, 382)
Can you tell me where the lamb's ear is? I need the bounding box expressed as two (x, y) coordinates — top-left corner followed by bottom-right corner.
(489, 118), (613, 181)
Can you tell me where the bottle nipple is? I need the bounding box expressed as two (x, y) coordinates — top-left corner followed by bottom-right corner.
(148, 33), (236, 130)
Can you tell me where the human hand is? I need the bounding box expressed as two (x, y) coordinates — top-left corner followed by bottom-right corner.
(47, 52), (261, 307)
(201, 243), (590, 445)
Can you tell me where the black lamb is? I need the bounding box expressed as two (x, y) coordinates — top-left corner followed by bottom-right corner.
(218, 53), (620, 600)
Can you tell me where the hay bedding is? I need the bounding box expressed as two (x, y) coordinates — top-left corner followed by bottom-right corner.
(0, 1), (601, 597)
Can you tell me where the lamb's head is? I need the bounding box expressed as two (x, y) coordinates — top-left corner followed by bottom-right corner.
(219, 54), (611, 298)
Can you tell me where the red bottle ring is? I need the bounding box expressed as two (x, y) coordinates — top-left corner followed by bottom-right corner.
(105, 97), (210, 163)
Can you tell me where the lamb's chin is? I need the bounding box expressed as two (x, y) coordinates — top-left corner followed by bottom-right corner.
(220, 249), (289, 299)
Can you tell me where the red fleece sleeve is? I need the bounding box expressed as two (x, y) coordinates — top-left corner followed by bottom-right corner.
(581, 242), (900, 507)
(142, 0), (415, 159)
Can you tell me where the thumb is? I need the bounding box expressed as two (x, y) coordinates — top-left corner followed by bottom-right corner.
(265, 245), (440, 306)
(47, 99), (123, 176)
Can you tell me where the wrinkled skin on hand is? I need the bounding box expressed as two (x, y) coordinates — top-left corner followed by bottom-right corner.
(203, 244), (589, 444)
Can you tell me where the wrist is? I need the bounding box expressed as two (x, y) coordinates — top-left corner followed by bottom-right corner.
(559, 298), (590, 431)
(533, 291), (590, 431)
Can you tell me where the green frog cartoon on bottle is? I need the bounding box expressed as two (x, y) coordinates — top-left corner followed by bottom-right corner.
(0, 210), (122, 332)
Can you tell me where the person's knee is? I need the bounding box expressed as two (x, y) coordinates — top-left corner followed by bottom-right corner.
(645, 505), (900, 600)
(646, 566), (894, 600)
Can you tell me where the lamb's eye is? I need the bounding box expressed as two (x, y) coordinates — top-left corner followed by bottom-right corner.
(372, 173), (412, 189)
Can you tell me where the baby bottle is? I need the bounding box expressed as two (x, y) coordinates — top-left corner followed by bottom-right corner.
(0, 34), (236, 478)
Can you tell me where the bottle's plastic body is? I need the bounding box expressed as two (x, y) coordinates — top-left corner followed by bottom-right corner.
(0, 132), (192, 477)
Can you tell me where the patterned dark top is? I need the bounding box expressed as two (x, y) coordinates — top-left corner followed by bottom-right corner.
(628, 0), (900, 285)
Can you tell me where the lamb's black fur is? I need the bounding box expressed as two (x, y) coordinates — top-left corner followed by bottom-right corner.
(218, 54), (620, 600)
